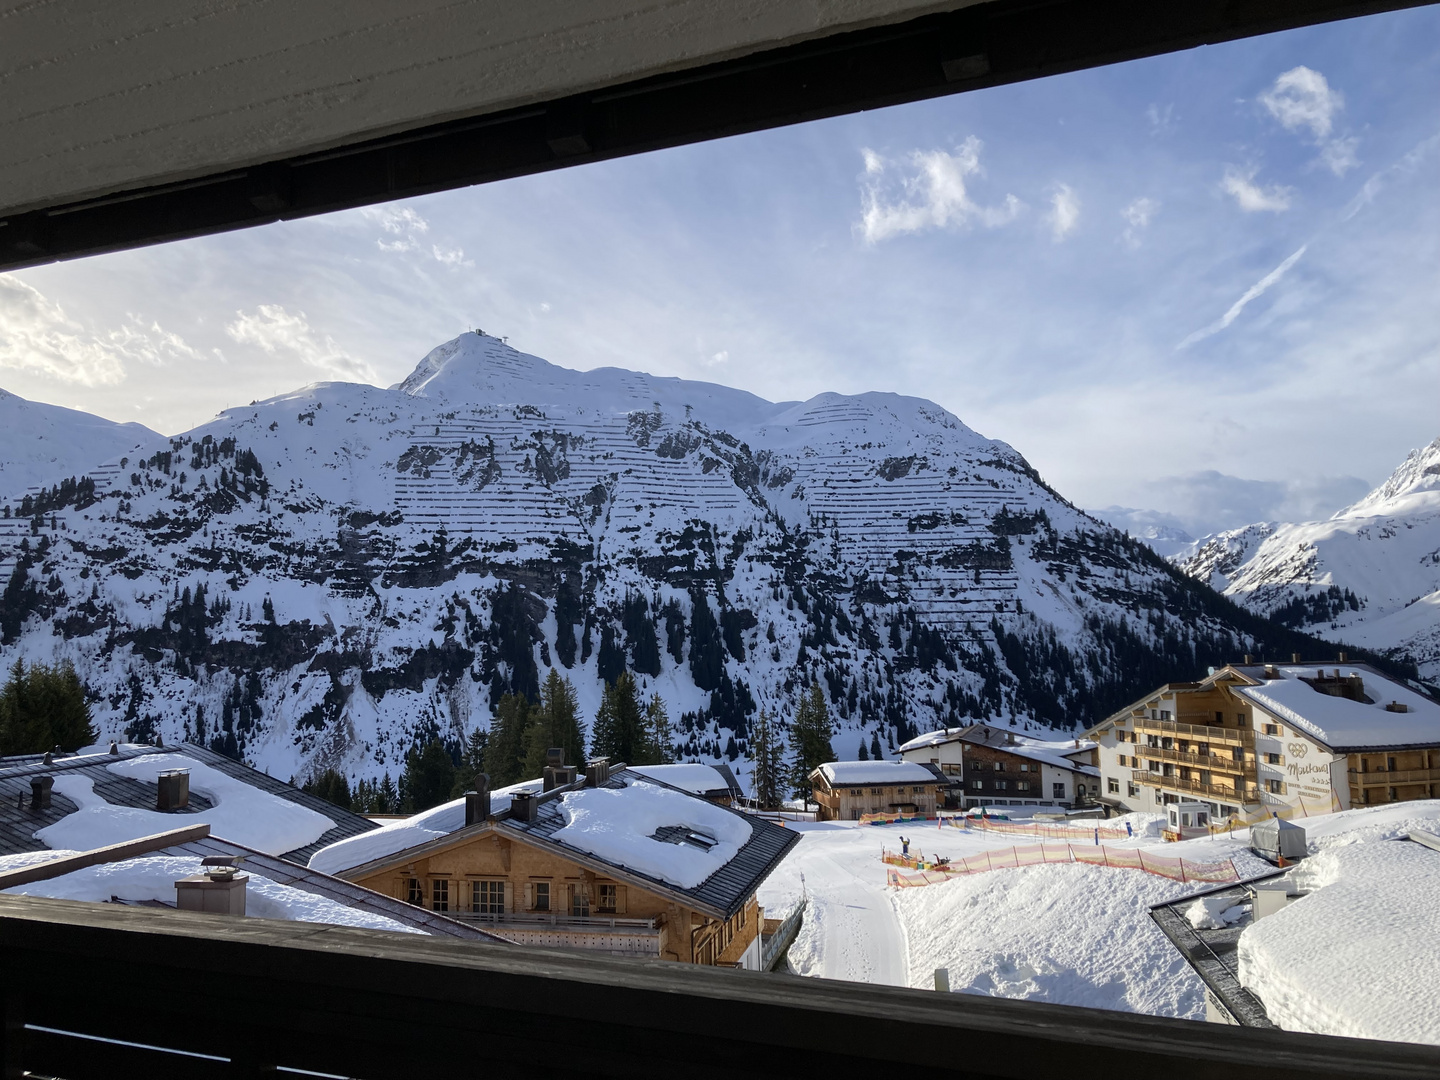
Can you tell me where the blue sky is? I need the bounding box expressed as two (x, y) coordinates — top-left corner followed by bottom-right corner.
(2, 7), (1437, 538)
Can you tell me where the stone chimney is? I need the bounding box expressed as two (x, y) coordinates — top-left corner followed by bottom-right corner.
(585, 758), (611, 788)
(176, 857), (248, 915)
(29, 775), (53, 811)
(543, 748), (578, 792)
(510, 791), (539, 822)
(156, 768), (190, 811)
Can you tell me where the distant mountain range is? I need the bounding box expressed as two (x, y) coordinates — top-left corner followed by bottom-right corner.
(1175, 438), (1440, 681)
(0, 334), (1401, 787)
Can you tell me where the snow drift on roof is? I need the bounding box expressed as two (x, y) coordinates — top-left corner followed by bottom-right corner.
(549, 779), (753, 890)
(307, 778), (540, 876)
(818, 761), (940, 785)
(1234, 666), (1440, 749)
(627, 763), (735, 795)
(3, 855), (422, 933)
(34, 754), (335, 856)
(1237, 838), (1440, 1044)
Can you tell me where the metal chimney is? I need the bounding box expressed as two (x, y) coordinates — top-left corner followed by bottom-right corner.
(157, 768), (190, 811)
(1337, 651), (1348, 662)
(465, 775), (491, 825)
(30, 775), (53, 810)
(585, 758), (611, 788)
(510, 791), (539, 822)
(543, 749), (577, 792)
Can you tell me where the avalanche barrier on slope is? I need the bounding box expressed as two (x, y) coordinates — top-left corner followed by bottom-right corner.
(882, 844), (1238, 887)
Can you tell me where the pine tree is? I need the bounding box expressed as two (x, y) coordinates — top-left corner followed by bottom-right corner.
(486, 693), (532, 786)
(522, 669), (587, 775)
(857, 738), (869, 761)
(400, 739), (456, 812)
(0, 659), (97, 755)
(590, 671), (644, 763)
(451, 725), (490, 797)
(303, 768), (352, 809)
(378, 771), (398, 813)
(748, 708), (786, 809)
(789, 682), (835, 805)
(638, 692), (672, 765)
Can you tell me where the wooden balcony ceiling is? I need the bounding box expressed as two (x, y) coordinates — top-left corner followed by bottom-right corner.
(4, 0), (1434, 270)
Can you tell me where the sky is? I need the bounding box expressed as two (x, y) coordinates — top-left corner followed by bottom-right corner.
(2, 8), (1438, 540)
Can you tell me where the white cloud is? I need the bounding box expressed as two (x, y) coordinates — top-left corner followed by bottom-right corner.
(1120, 197), (1159, 247)
(364, 207), (430, 235)
(431, 244), (473, 268)
(1145, 103), (1176, 136)
(1130, 470), (1372, 536)
(1221, 166), (1293, 212)
(858, 138), (1022, 243)
(1178, 245), (1307, 349)
(1045, 185), (1080, 241)
(225, 305), (376, 383)
(1258, 66), (1359, 176)
(0, 277), (200, 386)
(1341, 130), (1440, 221)
(1259, 66), (1341, 140)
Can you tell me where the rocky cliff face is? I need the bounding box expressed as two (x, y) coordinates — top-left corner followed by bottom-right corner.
(1176, 438), (1440, 681)
(0, 334), (1363, 786)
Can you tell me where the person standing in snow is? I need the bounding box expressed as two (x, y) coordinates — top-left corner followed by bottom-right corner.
(901, 836), (910, 857)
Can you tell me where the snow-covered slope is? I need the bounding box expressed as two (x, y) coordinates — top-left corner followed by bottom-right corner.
(1177, 438), (1440, 679)
(1091, 507), (1199, 561)
(0, 389), (161, 501)
(0, 333), (1328, 787)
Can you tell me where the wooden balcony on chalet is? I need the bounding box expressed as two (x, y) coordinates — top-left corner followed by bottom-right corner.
(1132, 770), (1261, 802)
(1135, 745), (1251, 774)
(1349, 767), (1440, 788)
(451, 911), (661, 956)
(1132, 716), (1254, 747)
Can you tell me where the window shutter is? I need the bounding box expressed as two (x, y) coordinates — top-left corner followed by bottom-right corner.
(524, 883), (533, 909)
(616, 886), (627, 915)
(503, 881), (513, 913)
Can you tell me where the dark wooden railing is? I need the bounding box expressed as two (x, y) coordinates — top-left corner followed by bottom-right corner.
(3, 894), (1437, 1080)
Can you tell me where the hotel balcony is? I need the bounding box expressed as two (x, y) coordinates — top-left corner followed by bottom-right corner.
(1131, 716), (1254, 748)
(1131, 770), (1261, 802)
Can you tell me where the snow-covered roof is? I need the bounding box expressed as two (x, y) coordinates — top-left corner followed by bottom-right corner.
(627, 762), (742, 799)
(814, 760), (944, 786)
(307, 778), (540, 877)
(897, 728), (966, 753)
(1228, 664), (1440, 751)
(1237, 836), (1440, 1043)
(0, 744), (377, 864)
(309, 768), (799, 920)
(1, 833), (501, 939)
(1000, 742), (1101, 777)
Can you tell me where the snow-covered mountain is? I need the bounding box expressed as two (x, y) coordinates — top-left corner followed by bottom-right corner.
(1176, 438), (1440, 680)
(1091, 507), (1199, 561)
(0, 389), (161, 500)
(0, 333), (1356, 786)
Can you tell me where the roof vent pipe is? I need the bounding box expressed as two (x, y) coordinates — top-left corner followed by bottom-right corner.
(1244, 654), (1254, 665)
(30, 775), (53, 811)
(465, 776), (491, 825)
(1291, 653), (1302, 664)
(1337, 651), (1348, 663)
(108, 742), (118, 754)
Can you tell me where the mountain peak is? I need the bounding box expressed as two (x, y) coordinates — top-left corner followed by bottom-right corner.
(394, 333), (554, 400)
(1341, 434), (1440, 516)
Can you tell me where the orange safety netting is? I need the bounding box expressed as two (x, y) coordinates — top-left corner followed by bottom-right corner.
(955, 816), (1133, 842)
(882, 842), (1238, 887)
(859, 811), (931, 825)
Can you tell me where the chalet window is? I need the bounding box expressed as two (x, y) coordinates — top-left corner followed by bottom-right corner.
(1236, 713), (1247, 725)
(1265, 752), (1281, 765)
(1107, 778), (1119, 794)
(1019, 763), (1030, 772)
(431, 878), (449, 912)
(1266, 779), (1283, 794)
(1127, 783), (1139, 797)
(572, 885), (590, 917)
(597, 883), (618, 914)
(405, 878), (423, 906)
(912, 786), (924, 793)
(531, 881), (550, 911)
(992, 761), (1003, 771)
(970, 779), (982, 790)
(1053, 783), (1065, 799)
(471, 880), (504, 915)
(1215, 711), (1223, 724)
(1264, 723), (1280, 735)
(995, 780), (1007, 791)
(1017, 781), (1030, 792)
(870, 787), (883, 795)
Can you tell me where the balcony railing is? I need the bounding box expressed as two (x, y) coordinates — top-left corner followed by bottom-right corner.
(1135, 746), (1251, 773)
(3, 894), (1437, 1080)
(1132, 770), (1259, 802)
(1132, 717), (1254, 747)
(1349, 768), (1440, 787)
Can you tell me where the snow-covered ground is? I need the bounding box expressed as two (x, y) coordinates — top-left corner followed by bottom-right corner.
(756, 802), (1440, 1026)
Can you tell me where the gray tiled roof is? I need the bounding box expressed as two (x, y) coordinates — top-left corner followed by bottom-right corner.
(501, 767), (799, 920)
(0, 743), (377, 864)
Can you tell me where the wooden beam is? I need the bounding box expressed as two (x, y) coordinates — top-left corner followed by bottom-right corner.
(0, 825), (212, 891)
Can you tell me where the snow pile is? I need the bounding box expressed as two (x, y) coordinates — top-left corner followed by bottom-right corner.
(308, 778), (540, 876)
(1299, 800), (1440, 852)
(898, 861), (1206, 1015)
(550, 780), (753, 889)
(2, 855), (422, 933)
(34, 754), (335, 856)
(1237, 839), (1440, 1044)
(1185, 895), (1248, 930)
